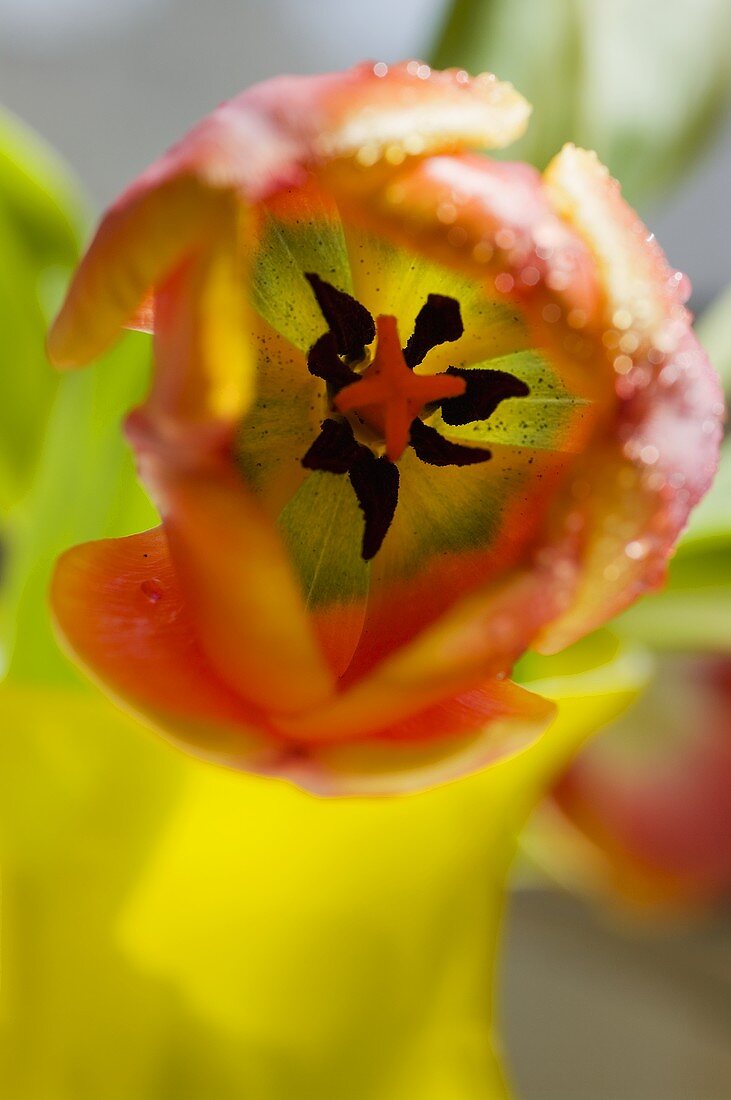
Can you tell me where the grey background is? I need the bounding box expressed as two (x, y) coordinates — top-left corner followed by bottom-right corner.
(1, 1), (729, 1096)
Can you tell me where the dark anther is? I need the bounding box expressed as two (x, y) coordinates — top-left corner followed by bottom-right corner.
(409, 419), (492, 467)
(349, 451), (400, 560)
(440, 368), (531, 426)
(305, 272), (376, 361)
(403, 293), (464, 368)
(302, 418), (399, 559)
(307, 333), (360, 394)
(302, 418), (364, 474)
(299, 283), (529, 560)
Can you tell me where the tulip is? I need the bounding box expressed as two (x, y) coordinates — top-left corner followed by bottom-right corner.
(48, 61), (722, 794)
(549, 654), (731, 911)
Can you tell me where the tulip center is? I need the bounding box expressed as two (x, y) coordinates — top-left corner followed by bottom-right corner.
(334, 315), (466, 461)
(300, 273), (530, 560)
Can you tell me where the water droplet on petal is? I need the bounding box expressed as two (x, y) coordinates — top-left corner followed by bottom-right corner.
(141, 579), (164, 604)
(625, 540), (648, 561)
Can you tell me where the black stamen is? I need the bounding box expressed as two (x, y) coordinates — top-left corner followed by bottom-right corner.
(301, 418), (363, 474)
(307, 333), (360, 394)
(349, 452), (400, 560)
(302, 419), (399, 559)
(441, 368), (530, 426)
(305, 272), (376, 361)
(403, 294), (464, 368)
(409, 419), (492, 467)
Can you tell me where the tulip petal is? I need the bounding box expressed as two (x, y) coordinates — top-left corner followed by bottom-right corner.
(50, 528), (276, 766)
(49, 527), (555, 798)
(552, 655), (731, 908)
(274, 543), (573, 746)
(48, 176), (229, 368)
(331, 155), (601, 328)
(130, 431), (337, 715)
(268, 680), (555, 797)
(537, 147), (724, 649)
(49, 63), (530, 369)
(251, 178), (356, 352)
(277, 470), (370, 677)
(344, 222), (533, 372)
(434, 350), (594, 455)
(346, 442), (574, 678)
(247, 60), (531, 164)
(234, 318), (321, 517)
(127, 236), (337, 715)
(543, 145), (686, 352)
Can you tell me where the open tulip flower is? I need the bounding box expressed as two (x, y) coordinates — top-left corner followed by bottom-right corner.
(48, 61), (722, 795)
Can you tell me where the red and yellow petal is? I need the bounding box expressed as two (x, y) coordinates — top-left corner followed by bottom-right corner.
(273, 542), (574, 746)
(344, 442), (573, 676)
(268, 680), (555, 797)
(49, 63), (529, 371)
(325, 153), (601, 328)
(233, 318), (321, 518)
(124, 231), (337, 715)
(51, 528), (554, 797)
(553, 656), (731, 909)
(537, 148), (724, 650)
(244, 61), (530, 167)
(50, 528), (276, 768)
(251, 176), (355, 349)
(343, 221), (532, 370)
(543, 145), (688, 353)
(48, 178), (233, 368)
(127, 421), (336, 716)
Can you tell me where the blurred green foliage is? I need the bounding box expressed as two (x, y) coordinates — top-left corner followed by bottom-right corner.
(0, 109), (84, 511)
(0, 112), (156, 684)
(431, 0), (731, 208)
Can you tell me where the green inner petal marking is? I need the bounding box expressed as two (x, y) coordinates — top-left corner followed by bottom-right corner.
(277, 471), (371, 609)
(431, 350), (592, 453)
(375, 448), (505, 575)
(345, 228), (530, 371)
(252, 199), (353, 351)
(235, 323), (323, 516)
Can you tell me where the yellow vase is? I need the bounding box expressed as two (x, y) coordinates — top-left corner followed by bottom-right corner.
(0, 658), (639, 1099)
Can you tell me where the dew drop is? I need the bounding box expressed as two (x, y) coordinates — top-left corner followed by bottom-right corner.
(639, 444), (660, 465)
(625, 540), (648, 561)
(521, 265), (540, 287)
(141, 579), (164, 604)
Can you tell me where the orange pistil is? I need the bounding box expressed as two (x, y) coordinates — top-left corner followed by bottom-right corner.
(334, 315), (466, 461)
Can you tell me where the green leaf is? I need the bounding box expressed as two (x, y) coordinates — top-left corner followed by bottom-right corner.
(430, 0), (731, 207)
(0, 107), (86, 510)
(3, 333), (157, 686)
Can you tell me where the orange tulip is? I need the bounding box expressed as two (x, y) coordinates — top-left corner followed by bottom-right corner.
(48, 62), (722, 795)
